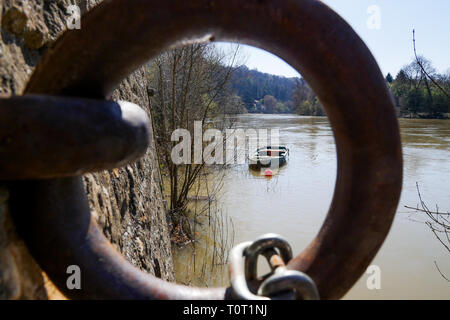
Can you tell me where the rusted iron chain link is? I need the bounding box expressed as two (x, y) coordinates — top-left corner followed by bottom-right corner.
(229, 234), (319, 300)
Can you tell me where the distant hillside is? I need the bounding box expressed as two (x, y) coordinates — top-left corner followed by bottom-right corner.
(229, 65), (299, 113)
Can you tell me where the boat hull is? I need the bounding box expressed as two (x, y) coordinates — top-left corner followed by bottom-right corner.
(248, 146), (289, 170)
(248, 157), (287, 169)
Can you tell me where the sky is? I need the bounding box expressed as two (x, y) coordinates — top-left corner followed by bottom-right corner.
(218, 0), (450, 78)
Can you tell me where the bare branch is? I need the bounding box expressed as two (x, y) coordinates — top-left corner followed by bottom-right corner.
(406, 182), (450, 282)
(413, 29), (450, 98)
(434, 261), (450, 282)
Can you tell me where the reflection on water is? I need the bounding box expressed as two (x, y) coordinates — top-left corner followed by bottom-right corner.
(173, 114), (450, 299)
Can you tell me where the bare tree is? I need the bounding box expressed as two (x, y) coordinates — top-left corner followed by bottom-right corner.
(147, 43), (242, 241)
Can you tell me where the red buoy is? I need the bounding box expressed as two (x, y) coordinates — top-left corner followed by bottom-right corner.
(264, 168), (273, 177)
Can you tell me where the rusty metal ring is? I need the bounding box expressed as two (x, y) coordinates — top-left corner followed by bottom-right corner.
(10, 0), (402, 299)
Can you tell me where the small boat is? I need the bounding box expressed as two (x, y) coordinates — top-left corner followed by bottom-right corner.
(248, 146), (289, 169)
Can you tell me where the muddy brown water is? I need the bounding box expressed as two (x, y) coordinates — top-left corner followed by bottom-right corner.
(173, 114), (450, 299)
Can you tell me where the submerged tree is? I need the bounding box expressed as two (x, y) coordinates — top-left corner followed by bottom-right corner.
(146, 43), (242, 239)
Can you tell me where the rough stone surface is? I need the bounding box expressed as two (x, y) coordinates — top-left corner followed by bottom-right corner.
(0, 0), (174, 299)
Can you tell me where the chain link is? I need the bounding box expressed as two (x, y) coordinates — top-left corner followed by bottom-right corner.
(229, 234), (319, 300)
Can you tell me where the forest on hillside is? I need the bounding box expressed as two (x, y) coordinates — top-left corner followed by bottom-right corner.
(229, 65), (296, 113)
(226, 57), (449, 119)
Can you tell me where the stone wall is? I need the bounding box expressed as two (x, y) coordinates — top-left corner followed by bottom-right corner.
(0, 0), (174, 299)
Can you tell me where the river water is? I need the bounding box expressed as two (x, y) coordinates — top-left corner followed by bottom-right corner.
(173, 114), (450, 299)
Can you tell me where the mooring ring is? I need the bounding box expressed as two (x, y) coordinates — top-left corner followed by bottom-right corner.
(11, 0), (402, 299)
